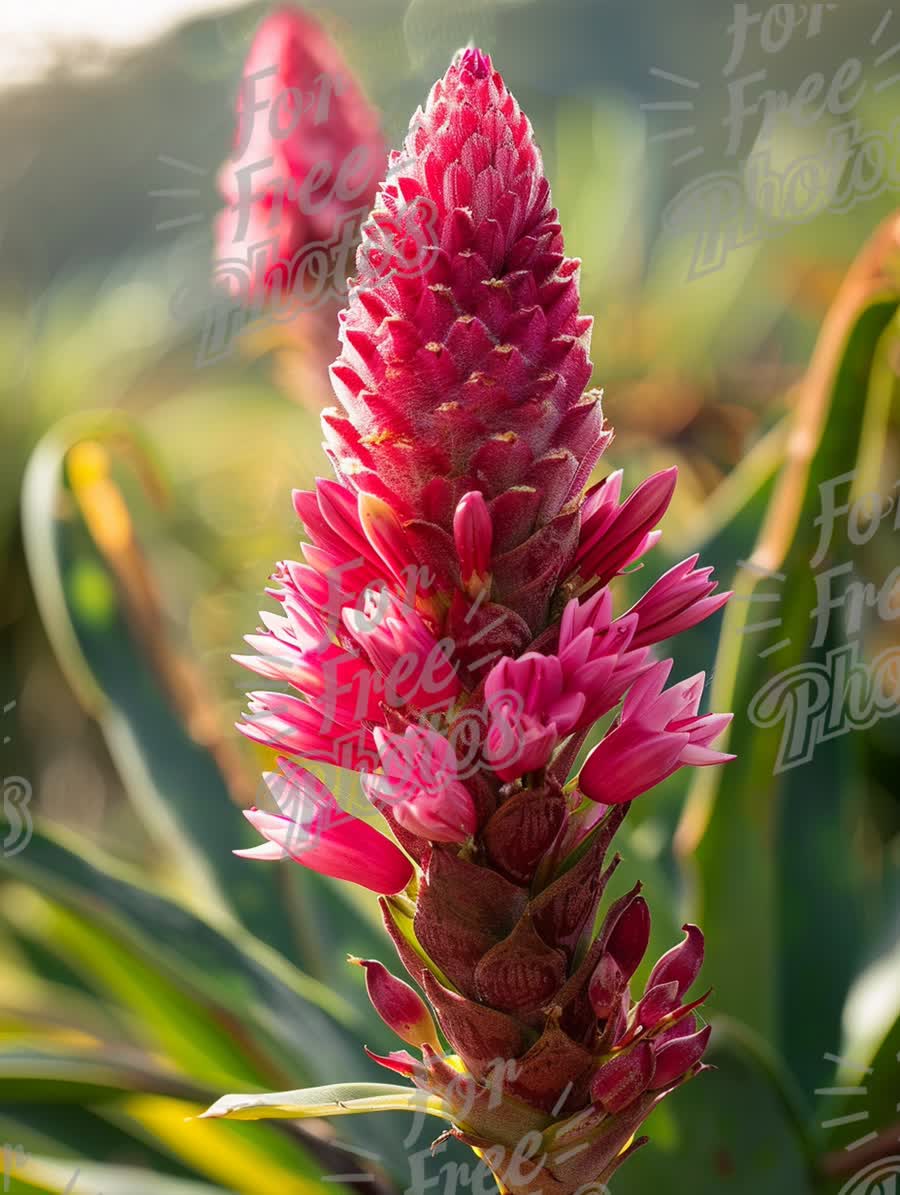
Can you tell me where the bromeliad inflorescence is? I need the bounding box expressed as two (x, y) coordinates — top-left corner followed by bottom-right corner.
(205, 43), (733, 1195)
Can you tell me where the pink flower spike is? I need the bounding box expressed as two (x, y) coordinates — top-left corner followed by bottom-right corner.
(225, 45), (736, 1172)
(215, 6), (384, 301)
(238, 762), (413, 894)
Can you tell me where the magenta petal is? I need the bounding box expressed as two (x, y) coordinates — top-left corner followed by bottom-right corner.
(622, 659), (674, 719)
(244, 779), (413, 895)
(650, 1024), (712, 1090)
(233, 841), (288, 861)
(648, 925), (705, 997)
(364, 1046), (421, 1079)
(454, 491), (493, 588)
(580, 724), (690, 805)
(679, 744), (737, 767)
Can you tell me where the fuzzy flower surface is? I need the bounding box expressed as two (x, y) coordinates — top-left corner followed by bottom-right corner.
(231, 45), (732, 1195)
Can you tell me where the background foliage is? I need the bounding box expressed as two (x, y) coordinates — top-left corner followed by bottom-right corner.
(1, 1), (898, 1191)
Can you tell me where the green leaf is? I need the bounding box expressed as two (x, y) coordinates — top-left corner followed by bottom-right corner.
(6, 1154), (228, 1195)
(0, 821), (361, 1087)
(677, 259), (900, 1046)
(200, 1082), (450, 1124)
(7, 899), (269, 1092)
(19, 413), (295, 958)
(0, 1046), (212, 1105)
(817, 956), (900, 1191)
(0, 1054), (375, 1195)
(113, 1093), (369, 1195)
(0, 1104), (199, 1188)
(0, 821), (432, 1186)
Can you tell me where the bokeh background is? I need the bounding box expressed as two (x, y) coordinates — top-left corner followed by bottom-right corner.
(1, 0), (898, 1192)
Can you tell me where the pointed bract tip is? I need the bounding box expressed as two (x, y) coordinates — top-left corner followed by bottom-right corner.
(458, 46), (492, 78)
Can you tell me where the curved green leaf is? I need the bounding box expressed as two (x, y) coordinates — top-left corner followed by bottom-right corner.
(0, 1046), (212, 1105)
(818, 956), (900, 1190)
(0, 1105), (200, 1188)
(8, 1155), (227, 1195)
(200, 1082), (450, 1124)
(678, 266), (900, 1046)
(19, 413), (292, 957)
(0, 821), (360, 1085)
(0, 820), (430, 1187)
(0, 1054), (378, 1195)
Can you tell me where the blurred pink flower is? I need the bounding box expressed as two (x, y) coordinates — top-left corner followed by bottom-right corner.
(215, 6), (385, 303)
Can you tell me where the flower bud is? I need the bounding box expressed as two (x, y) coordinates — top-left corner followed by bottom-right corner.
(590, 1042), (655, 1113)
(654, 1012), (697, 1048)
(393, 782), (478, 844)
(647, 924), (704, 998)
(606, 894), (651, 980)
(635, 980), (680, 1030)
(351, 958), (440, 1050)
(453, 491), (493, 598)
(649, 1024), (711, 1090)
(588, 952), (624, 1019)
(575, 467), (677, 587)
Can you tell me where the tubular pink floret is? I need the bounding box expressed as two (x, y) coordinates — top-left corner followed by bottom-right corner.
(236, 760), (413, 894)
